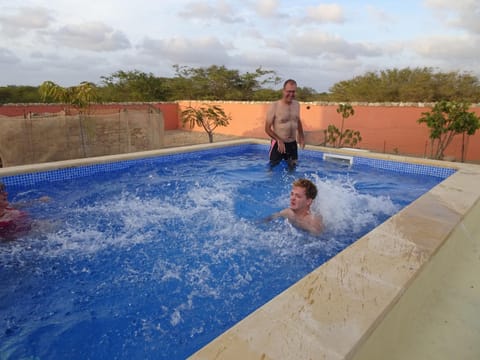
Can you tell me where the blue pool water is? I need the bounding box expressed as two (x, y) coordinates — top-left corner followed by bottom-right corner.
(0, 144), (454, 359)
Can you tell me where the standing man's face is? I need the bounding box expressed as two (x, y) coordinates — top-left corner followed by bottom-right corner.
(283, 83), (297, 104)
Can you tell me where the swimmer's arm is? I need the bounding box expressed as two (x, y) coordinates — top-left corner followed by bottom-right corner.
(13, 196), (51, 209)
(262, 208), (289, 223)
(262, 213), (278, 223)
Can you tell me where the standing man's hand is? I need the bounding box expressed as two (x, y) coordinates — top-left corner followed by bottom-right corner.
(297, 134), (305, 149)
(298, 135), (305, 149)
(297, 118), (305, 149)
(277, 140), (286, 154)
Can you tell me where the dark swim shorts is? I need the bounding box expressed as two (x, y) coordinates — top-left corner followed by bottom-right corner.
(269, 139), (298, 167)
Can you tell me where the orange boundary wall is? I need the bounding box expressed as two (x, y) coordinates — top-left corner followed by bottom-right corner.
(177, 101), (480, 162)
(1, 102), (479, 162)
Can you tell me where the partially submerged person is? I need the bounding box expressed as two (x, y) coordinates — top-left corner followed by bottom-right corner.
(0, 182), (31, 240)
(264, 79), (305, 170)
(265, 178), (324, 235)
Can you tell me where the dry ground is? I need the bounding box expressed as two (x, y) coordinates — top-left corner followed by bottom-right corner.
(163, 130), (245, 148)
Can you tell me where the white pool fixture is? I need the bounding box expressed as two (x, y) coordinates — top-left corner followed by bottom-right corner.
(323, 153), (354, 165)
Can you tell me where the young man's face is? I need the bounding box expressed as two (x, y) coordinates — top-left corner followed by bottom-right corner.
(282, 83), (297, 104)
(289, 186), (312, 212)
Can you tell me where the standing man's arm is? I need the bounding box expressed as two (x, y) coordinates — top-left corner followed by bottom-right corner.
(265, 103), (286, 154)
(297, 117), (305, 149)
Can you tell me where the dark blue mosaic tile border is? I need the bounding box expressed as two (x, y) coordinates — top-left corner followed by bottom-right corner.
(353, 156), (455, 178)
(302, 149), (455, 178)
(1, 144), (455, 188)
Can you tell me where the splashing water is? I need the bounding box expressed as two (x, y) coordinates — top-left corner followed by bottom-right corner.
(0, 148), (444, 359)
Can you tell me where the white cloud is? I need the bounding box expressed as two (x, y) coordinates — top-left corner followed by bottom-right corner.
(263, 37), (286, 49)
(425, 0), (480, 34)
(365, 5), (394, 24)
(52, 22), (131, 52)
(138, 36), (231, 65)
(412, 35), (479, 62)
(0, 1), (478, 91)
(305, 4), (345, 23)
(254, 0), (281, 18)
(0, 6), (53, 36)
(179, 0), (244, 23)
(288, 32), (382, 59)
(0, 48), (20, 64)
(450, 3), (480, 34)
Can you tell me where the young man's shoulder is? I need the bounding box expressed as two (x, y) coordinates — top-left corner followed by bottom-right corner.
(279, 208), (294, 218)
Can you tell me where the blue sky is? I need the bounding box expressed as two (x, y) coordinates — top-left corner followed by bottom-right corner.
(0, 0), (478, 92)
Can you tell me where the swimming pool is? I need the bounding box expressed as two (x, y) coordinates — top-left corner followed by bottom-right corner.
(0, 142), (462, 359)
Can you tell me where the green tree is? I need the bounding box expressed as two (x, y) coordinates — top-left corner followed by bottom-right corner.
(171, 64), (280, 101)
(238, 67), (281, 100)
(0, 85), (42, 103)
(172, 64), (241, 100)
(39, 81), (100, 157)
(418, 100), (480, 161)
(324, 103), (361, 148)
(251, 88), (281, 101)
(294, 86), (319, 102)
(100, 70), (168, 101)
(329, 67), (480, 102)
(337, 103), (355, 144)
(181, 104), (231, 143)
(329, 71), (382, 102)
(39, 81), (99, 113)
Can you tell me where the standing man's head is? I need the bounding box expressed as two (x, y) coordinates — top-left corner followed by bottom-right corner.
(289, 178), (317, 213)
(282, 79), (297, 104)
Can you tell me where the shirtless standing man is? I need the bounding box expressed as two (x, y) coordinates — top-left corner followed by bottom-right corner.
(265, 79), (305, 169)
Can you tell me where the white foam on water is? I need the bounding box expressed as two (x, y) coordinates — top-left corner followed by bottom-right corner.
(152, 259), (182, 282)
(310, 173), (399, 235)
(1, 169), (399, 278)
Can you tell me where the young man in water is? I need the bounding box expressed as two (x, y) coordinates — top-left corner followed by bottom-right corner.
(265, 79), (305, 169)
(0, 182), (51, 240)
(0, 182), (31, 240)
(266, 178), (324, 235)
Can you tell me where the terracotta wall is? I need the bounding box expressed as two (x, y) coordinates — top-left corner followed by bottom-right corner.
(1, 102), (479, 162)
(177, 101), (480, 162)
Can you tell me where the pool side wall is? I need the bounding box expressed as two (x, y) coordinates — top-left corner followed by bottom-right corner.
(1, 139), (479, 359)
